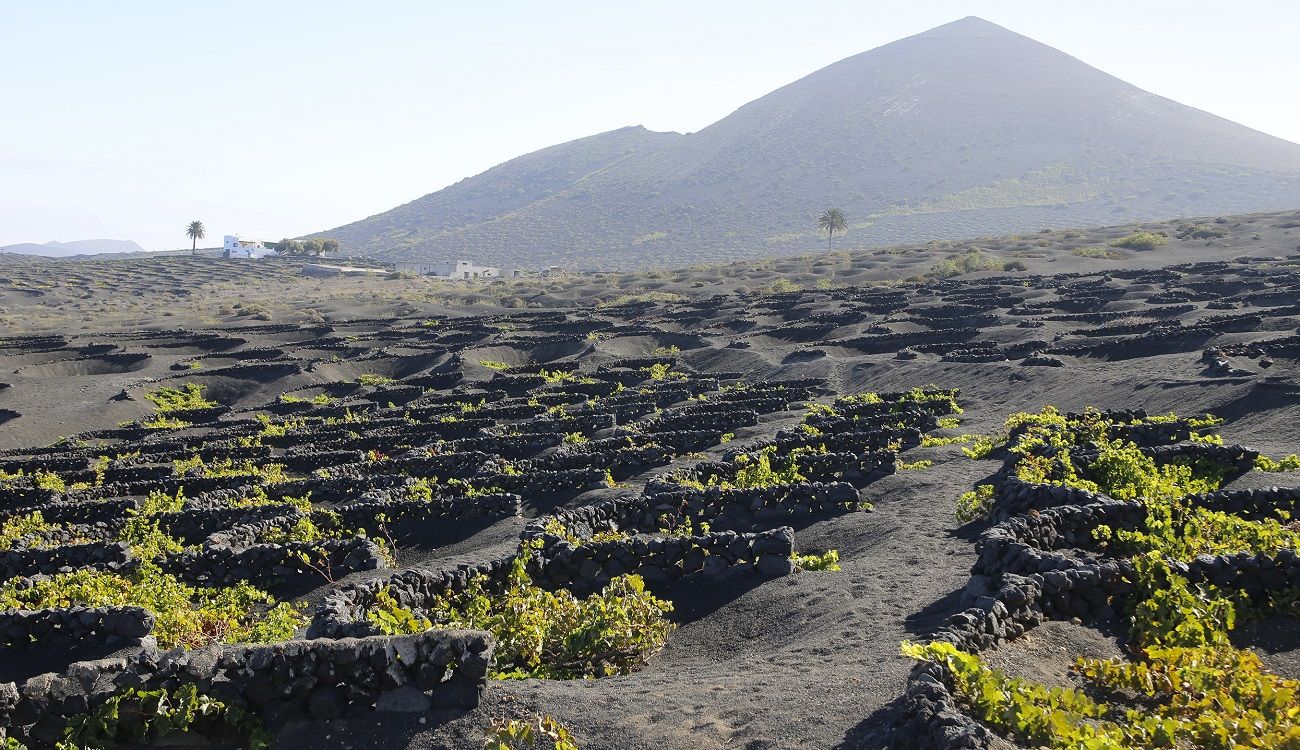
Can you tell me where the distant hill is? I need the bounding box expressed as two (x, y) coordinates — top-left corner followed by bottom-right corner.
(315, 16), (1300, 269)
(0, 239), (148, 258)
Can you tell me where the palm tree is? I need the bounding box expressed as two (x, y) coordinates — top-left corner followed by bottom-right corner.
(186, 221), (206, 255)
(817, 209), (848, 251)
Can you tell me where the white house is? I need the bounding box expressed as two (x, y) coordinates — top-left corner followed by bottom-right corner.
(395, 259), (500, 279)
(223, 235), (278, 259)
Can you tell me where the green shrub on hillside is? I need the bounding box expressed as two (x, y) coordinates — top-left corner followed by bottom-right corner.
(673, 445), (807, 490)
(0, 563), (303, 649)
(762, 279), (802, 294)
(1177, 223), (1229, 240)
(367, 587), (432, 635)
(791, 549), (841, 571)
(1109, 232), (1168, 251)
(0, 511), (57, 550)
(904, 632), (1300, 750)
(484, 714), (578, 750)
(143, 383), (216, 413)
(929, 250), (1024, 277)
(60, 684), (270, 750)
(642, 362), (682, 381)
(141, 415), (192, 430)
(1255, 454), (1300, 472)
(371, 544), (675, 679)
(915, 404), (1300, 749)
(955, 484), (996, 523)
(1070, 246), (1124, 260)
(599, 291), (687, 307)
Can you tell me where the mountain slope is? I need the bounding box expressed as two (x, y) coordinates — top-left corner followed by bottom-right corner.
(317, 17), (1300, 269)
(322, 125), (683, 259)
(0, 239), (147, 258)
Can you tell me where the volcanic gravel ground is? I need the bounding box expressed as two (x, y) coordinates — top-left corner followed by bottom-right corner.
(2, 219), (1300, 749)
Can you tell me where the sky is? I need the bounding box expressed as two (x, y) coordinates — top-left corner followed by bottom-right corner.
(3, 0), (1299, 251)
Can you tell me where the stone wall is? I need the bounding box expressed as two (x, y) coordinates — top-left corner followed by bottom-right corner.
(642, 481), (861, 531)
(2, 628), (493, 745)
(0, 605), (153, 651)
(529, 526), (795, 594)
(310, 558), (514, 639)
(160, 537), (384, 587)
(0, 542), (134, 583)
(332, 492), (520, 539)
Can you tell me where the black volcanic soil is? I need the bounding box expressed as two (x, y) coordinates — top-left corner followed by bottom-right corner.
(1, 210), (1299, 749)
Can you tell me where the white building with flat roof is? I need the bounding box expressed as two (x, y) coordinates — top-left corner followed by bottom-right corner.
(223, 235), (277, 259)
(395, 259), (500, 279)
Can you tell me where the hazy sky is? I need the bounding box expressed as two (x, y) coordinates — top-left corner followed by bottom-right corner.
(3, 0), (1298, 250)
